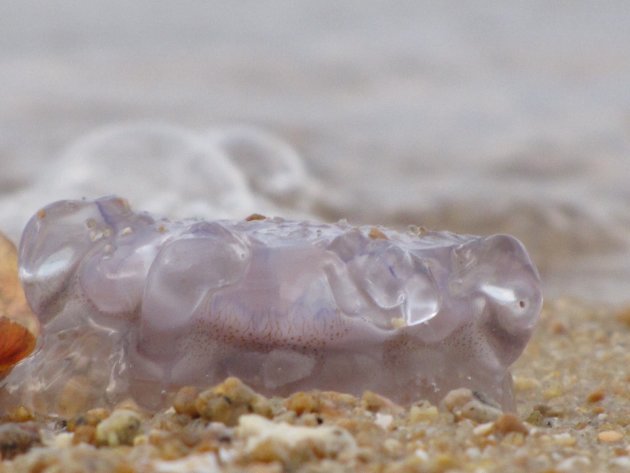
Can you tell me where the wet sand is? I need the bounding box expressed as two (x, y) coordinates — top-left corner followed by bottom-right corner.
(1, 298), (629, 472)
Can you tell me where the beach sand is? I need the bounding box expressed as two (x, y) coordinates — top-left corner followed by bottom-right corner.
(1, 297), (629, 472)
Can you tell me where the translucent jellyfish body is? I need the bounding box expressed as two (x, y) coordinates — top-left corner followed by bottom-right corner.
(3, 197), (542, 415)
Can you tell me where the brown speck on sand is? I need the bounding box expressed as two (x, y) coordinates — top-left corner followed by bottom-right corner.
(586, 388), (606, 403)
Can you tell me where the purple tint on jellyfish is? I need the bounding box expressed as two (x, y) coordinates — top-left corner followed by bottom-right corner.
(3, 196), (542, 415)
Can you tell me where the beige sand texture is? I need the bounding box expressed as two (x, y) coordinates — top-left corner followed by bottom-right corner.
(0, 296), (629, 472)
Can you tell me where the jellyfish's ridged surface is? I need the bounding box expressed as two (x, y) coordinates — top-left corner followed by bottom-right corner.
(3, 196), (542, 415)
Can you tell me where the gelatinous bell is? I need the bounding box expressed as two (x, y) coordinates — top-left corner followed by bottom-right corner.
(4, 196), (542, 415)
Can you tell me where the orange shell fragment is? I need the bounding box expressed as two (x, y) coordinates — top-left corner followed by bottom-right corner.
(0, 232), (39, 376)
(0, 317), (36, 375)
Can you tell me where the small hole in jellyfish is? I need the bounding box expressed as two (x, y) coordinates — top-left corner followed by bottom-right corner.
(519, 300), (526, 308)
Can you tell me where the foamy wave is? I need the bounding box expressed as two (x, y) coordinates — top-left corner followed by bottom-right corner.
(0, 123), (321, 241)
(1, 123), (630, 305)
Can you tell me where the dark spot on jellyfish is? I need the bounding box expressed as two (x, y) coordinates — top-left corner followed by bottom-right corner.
(316, 416), (323, 425)
(388, 265), (397, 278)
(519, 300), (526, 308)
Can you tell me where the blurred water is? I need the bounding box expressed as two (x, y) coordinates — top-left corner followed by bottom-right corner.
(1, 1), (630, 304)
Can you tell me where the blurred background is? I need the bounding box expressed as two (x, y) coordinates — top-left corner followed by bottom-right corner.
(1, 1), (629, 304)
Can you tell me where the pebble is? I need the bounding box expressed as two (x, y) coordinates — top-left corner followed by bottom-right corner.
(361, 390), (403, 414)
(95, 409), (142, 447)
(408, 401), (439, 423)
(72, 425), (96, 445)
(493, 413), (529, 436)
(3, 443), (127, 472)
(383, 456), (425, 473)
(284, 391), (320, 415)
(237, 414), (357, 468)
(556, 455), (591, 472)
(151, 452), (221, 473)
(68, 407), (110, 432)
(195, 377), (272, 426)
(382, 438), (403, 455)
(552, 433), (577, 447)
(0, 423), (41, 460)
(441, 388), (502, 423)
(172, 386), (200, 417)
(598, 430), (624, 443)
(374, 413), (394, 430)
(611, 456), (630, 468)
(3, 406), (33, 423)
(472, 422), (495, 437)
